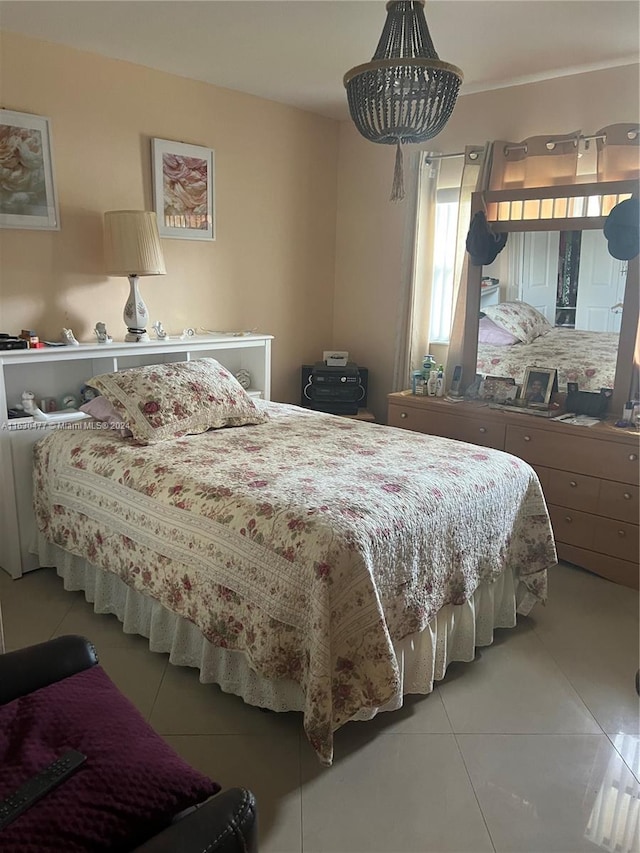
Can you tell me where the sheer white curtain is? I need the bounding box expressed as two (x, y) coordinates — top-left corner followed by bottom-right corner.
(445, 143), (493, 381)
(392, 152), (440, 391)
(394, 145), (491, 391)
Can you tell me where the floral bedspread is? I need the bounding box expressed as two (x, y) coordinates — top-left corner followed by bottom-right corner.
(477, 327), (619, 391)
(33, 402), (556, 764)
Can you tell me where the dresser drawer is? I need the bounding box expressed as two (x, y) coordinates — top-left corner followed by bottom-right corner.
(532, 465), (551, 490)
(598, 481), (639, 524)
(594, 516), (639, 563)
(544, 469), (600, 513)
(548, 505), (595, 551)
(549, 505), (639, 563)
(388, 405), (505, 448)
(505, 425), (640, 485)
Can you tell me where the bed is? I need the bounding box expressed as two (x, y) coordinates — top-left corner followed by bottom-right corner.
(32, 359), (557, 765)
(476, 301), (619, 392)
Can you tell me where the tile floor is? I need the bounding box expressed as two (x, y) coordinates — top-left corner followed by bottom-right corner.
(1, 562), (638, 852)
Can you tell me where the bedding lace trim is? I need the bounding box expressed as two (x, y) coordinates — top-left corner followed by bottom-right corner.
(38, 535), (534, 719)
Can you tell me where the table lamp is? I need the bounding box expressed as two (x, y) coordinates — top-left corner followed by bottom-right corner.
(104, 210), (166, 342)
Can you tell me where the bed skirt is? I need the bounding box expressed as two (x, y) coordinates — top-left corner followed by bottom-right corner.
(38, 535), (533, 721)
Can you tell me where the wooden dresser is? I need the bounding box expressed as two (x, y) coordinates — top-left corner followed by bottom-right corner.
(388, 392), (640, 589)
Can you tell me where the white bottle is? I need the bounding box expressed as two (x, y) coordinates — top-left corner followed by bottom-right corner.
(435, 366), (445, 397)
(427, 369), (438, 397)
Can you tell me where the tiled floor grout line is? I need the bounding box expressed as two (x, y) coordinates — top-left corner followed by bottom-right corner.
(451, 733), (497, 853)
(529, 622), (613, 738)
(147, 655), (170, 723)
(47, 596), (77, 640)
(604, 730), (640, 784)
(437, 685), (498, 853)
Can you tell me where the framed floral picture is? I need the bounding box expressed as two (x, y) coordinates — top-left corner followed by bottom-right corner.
(151, 138), (215, 240)
(0, 109), (60, 230)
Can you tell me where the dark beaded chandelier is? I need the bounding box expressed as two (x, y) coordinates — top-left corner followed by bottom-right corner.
(344, 0), (463, 199)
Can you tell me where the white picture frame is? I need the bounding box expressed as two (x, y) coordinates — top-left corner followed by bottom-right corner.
(0, 109), (60, 230)
(151, 138), (215, 240)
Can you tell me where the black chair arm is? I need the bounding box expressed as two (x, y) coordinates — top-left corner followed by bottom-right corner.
(0, 635), (98, 705)
(132, 788), (258, 853)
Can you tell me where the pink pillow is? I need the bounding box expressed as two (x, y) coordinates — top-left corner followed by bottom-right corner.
(478, 315), (520, 346)
(80, 396), (132, 437)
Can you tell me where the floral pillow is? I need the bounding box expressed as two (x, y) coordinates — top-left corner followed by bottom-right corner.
(483, 301), (552, 345)
(86, 358), (268, 445)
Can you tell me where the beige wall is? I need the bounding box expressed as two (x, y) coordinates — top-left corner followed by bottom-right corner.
(0, 31), (339, 404)
(334, 64), (640, 422)
(1, 32), (638, 419)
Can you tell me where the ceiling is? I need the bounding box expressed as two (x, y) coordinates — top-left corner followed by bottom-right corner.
(0, 1), (638, 121)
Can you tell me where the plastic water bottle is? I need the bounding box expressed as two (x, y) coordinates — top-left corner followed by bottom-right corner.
(411, 370), (424, 395)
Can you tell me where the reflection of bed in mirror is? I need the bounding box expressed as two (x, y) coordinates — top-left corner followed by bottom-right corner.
(477, 323), (619, 391)
(475, 224), (627, 391)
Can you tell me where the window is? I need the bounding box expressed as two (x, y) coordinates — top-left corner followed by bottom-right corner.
(428, 187), (459, 344)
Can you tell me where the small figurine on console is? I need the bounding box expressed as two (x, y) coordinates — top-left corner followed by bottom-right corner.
(61, 328), (79, 346)
(94, 322), (112, 344)
(152, 320), (167, 340)
(19, 391), (47, 420)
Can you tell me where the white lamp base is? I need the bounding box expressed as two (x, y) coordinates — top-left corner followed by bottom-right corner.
(124, 330), (150, 343)
(123, 274), (150, 342)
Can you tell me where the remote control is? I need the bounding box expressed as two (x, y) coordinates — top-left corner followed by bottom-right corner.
(0, 749), (87, 830)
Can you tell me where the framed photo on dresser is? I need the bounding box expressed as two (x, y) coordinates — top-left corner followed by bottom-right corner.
(521, 367), (557, 408)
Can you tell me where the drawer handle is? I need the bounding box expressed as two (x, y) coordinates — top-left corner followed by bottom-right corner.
(618, 530), (626, 537)
(630, 454), (638, 461)
(569, 481), (577, 488)
(400, 412), (408, 419)
(565, 515), (573, 523)
(524, 435), (531, 442)
(479, 427), (487, 434)
(624, 492), (632, 500)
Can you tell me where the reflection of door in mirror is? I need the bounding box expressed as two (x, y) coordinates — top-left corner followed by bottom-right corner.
(516, 230), (626, 332)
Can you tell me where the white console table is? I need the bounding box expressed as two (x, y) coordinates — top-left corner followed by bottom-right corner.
(0, 334), (273, 578)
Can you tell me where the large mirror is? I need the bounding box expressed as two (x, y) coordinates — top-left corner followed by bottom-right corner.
(460, 178), (639, 415)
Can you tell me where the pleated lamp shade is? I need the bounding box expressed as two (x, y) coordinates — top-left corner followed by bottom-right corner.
(104, 211), (166, 276)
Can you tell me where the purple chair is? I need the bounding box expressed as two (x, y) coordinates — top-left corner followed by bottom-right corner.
(0, 635), (257, 852)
